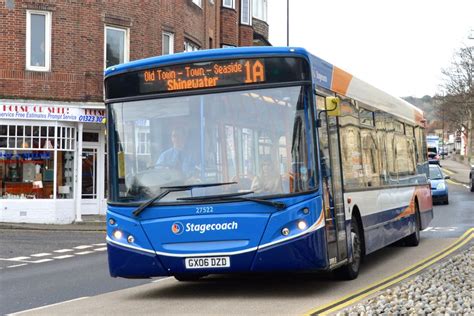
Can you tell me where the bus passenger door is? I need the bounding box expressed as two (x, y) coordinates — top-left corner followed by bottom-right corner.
(316, 95), (348, 265)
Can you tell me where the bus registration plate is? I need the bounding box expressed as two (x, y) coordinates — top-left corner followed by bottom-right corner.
(185, 256), (230, 269)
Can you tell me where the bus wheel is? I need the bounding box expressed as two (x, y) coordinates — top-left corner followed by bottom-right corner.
(336, 217), (362, 280)
(174, 274), (205, 282)
(403, 203), (420, 247)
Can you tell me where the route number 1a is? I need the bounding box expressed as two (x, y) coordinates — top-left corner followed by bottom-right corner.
(244, 60), (265, 84)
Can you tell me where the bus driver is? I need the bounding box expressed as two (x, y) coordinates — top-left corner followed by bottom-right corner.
(155, 128), (197, 179)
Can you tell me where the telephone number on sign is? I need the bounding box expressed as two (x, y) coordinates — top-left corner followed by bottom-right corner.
(79, 115), (104, 123)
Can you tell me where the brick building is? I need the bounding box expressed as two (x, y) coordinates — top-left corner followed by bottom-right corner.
(0, 0), (269, 224)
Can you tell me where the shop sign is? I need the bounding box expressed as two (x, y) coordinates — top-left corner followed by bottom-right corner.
(0, 103), (105, 123)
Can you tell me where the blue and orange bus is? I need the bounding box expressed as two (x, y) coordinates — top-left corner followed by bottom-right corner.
(104, 47), (432, 281)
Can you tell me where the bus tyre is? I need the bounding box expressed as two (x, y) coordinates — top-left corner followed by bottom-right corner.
(336, 217), (362, 280)
(404, 204), (420, 247)
(174, 274), (205, 282)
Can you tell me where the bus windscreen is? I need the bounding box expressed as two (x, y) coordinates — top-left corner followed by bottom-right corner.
(105, 57), (310, 99)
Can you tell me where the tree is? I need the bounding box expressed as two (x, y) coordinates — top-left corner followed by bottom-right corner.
(437, 45), (474, 158)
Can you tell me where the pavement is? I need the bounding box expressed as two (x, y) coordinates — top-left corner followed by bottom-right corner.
(0, 215), (106, 231)
(439, 157), (472, 185)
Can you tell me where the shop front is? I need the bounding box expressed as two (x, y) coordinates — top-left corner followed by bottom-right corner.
(0, 101), (106, 224)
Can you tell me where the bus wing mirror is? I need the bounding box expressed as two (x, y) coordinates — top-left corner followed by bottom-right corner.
(326, 97), (341, 117)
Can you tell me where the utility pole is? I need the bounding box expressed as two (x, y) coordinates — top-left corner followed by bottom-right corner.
(287, 0), (289, 46)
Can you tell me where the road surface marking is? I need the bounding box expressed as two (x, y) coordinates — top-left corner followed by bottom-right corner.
(75, 251), (94, 255)
(7, 264), (28, 268)
(6, 256), (30, 261)
(423, 226), (457, 232)
(54, 249), (73, 253)
(30, 253), (51, 257)
(30, 259), (54, 263)
(303, 228), (474, 316)
(74, 245), (93, 250)
(151, 277), (173, 283)
(7, 296), (89, 315)
(93, 243), (106, 246)
(53, 255), (75, 260)
(93, 247), (107, 251)
(441, 168), (454, 175)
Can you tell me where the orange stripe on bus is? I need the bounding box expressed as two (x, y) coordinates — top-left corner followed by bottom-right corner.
(331, 67), (352, 95)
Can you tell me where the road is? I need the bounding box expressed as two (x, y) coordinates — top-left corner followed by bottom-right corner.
(1, 182), (472, 315)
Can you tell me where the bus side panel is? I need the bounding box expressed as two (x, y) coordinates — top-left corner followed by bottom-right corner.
(251, 228), (327, 272)
(415, 184), (433, 230)
(345, 186), (420, 255)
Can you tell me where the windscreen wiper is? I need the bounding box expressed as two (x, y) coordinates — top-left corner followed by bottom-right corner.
(132, 182), (237, 217)
(177, 191), (287, 210)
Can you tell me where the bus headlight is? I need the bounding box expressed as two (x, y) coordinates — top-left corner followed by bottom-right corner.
(113, 230), (123, 240)
(281, 227), (290, 236)
(127, 235), (135, 243)
(436, 183), (446, 190)
(297, 221), (308, 230)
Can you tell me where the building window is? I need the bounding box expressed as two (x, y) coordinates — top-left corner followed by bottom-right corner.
(105, 26), (129, 69)
(221, 44), (236, 48)
(253, 0), (267, 21)
(184, 40), (200, 52)
(192, 0), (202, 7)
(241, 0), (252, 25)
(162, 32), (174, 55)
(0, 123), (76, 200)
(223, 0), (234, 9)
(26, 10), (52, 72)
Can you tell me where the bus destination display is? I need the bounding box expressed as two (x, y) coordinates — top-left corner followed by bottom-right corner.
(141, 59), (265, 93)
(105, 57), (310, 99)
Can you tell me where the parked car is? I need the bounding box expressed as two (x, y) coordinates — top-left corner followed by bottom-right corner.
(428, 152), (441, 165)
(429, 164), (449, 204)
(470, 165), (474, 192)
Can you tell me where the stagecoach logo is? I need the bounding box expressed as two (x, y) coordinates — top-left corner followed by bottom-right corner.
(171, 221), (239, 235)
(171, 222), (184, 235)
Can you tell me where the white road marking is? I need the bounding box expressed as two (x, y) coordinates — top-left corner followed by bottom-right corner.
(53, 255), (75, 260)
(151, 277), (173, 283)
(93, 243), (106, 246)
(74, 245), (93, 250)
(423, 226), (457, 232)
(6, 256), (30, 261)
(30, 258), (54, 263)
(7, 264), (28, 268)
(6, 296), (89, 315)
(75, 251), (94, 255)
(54, 249), (73, 253)
(30, 253), (51, 257)
(93, 247), (107, 251)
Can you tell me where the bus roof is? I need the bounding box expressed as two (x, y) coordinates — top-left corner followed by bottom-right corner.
(105, 46), (424, 126)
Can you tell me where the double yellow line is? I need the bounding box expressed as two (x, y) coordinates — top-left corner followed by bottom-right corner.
(304, 228), (474, 316)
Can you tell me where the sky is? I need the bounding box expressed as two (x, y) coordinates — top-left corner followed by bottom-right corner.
(268, 0), (474, 98)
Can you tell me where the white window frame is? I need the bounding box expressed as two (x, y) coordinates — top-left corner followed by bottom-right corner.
(104, 25), (130, 69)
(223, 0), (234, 9)
(253, 0), (267, 21)
(184, 40), (200, 52)
(162, 32), (174, 55)
(221, 44), (236, 48)
(241, 0), (252, 25)
(26, 10), (52, 72)
(192, 0), (202, 7)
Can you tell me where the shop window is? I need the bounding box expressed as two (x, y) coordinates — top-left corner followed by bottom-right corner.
(26, 10), (52, 71)
(105, 25), (129, 69)
(0, 123), (75, 200)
